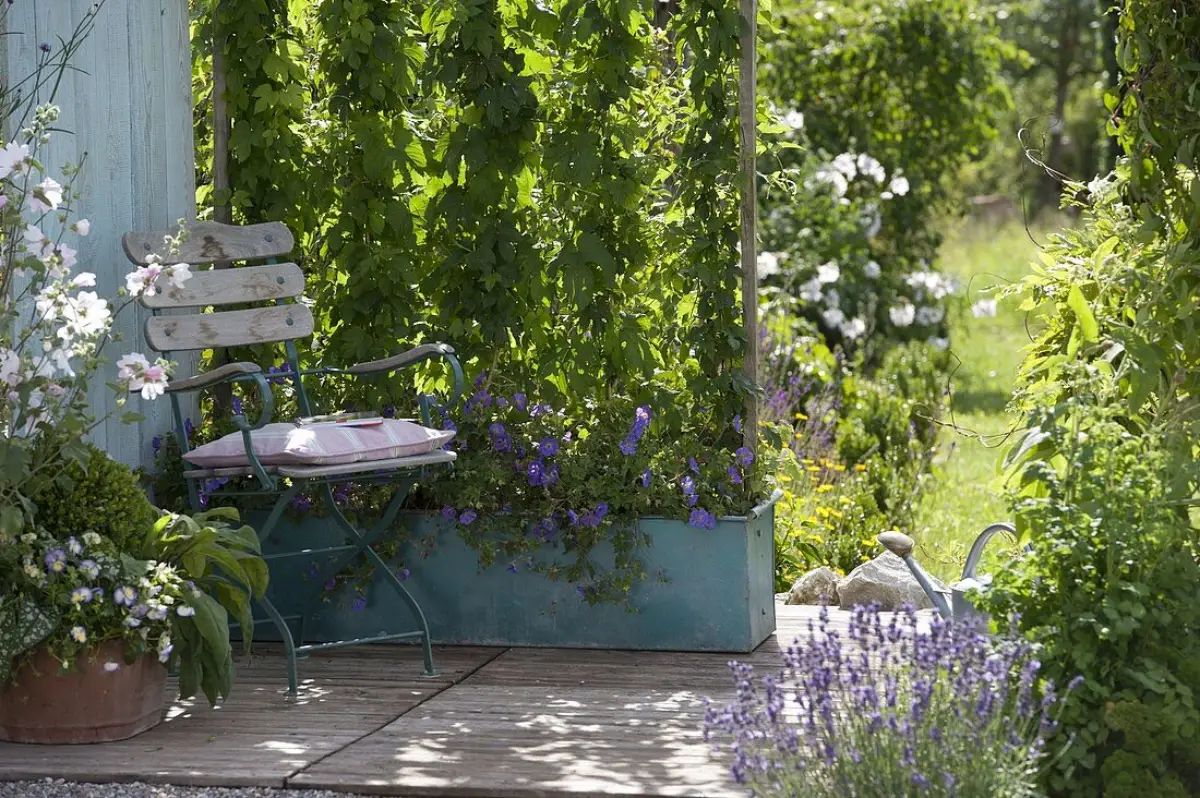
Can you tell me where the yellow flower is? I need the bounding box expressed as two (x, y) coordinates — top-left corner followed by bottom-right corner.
(795, 412), (808, 421)
(839, 497), (852, 506)
(854, 463), (868, 472)
(834, 464), (846, 473)
(817, 484), (834, 493)
(806, 465), (821, 473)
(778, 474), (793, 483)
(801, 458), (815, 465)
(69, 626), (87, 643)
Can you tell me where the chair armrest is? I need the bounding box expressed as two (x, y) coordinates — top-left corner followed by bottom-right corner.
(344, 343), (456, 376)
(166, 362), (262, 393)
(342, 343), (464, 423)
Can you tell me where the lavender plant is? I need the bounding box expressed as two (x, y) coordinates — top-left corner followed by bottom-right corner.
(705, 605), (1068, 797)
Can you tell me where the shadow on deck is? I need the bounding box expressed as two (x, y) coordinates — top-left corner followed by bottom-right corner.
(0, 604), (862, 797)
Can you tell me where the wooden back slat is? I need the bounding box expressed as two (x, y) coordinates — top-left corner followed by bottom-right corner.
(123, 221), (294, 266)
(140, 262), (304, 309)
(144, 304), (315, 352)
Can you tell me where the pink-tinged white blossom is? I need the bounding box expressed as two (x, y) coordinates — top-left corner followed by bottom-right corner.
(125, 264), (163, 296)
(0, 142), (30, 179)
(29, 177), (63, 213)
(70, 272), (96, 288)
(117, 352), (170, 400)
(71, 218), (90, 236)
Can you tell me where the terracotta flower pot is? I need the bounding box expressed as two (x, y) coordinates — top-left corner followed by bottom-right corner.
(0, 640), (167, 744)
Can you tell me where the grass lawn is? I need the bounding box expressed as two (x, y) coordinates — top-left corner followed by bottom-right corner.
(910, 214), (1065, 581)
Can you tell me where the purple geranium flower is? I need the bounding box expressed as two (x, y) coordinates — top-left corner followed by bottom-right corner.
(441, 506), (457, 520)
(728, 465), (743, 485)
(538, 437), (559, 457)
(527, 460), (546, 487)
(735, 446), (755, 467)
(324, 577), (338, 591)
(231, 396), (244, 416)
(681, 476), (696, 495)
(513, 393), (528, 412)
(459, 509), (477, 525)
(151, 436), (162, 454)
(351, 593), (368, 612)
(640, 467), (652, 488)
(688, 508), (717, 530)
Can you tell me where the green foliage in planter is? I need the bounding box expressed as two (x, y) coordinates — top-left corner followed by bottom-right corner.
(33, 443), (158, 552)
(980, 410), (1200, 797)
(139, 509), (269, 705)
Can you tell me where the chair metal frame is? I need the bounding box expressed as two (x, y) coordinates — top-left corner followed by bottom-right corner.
(125, 221), (463, 695)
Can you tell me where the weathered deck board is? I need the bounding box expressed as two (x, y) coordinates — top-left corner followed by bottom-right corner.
(0, 605), (922, 796)
(0, 646), (499, 788)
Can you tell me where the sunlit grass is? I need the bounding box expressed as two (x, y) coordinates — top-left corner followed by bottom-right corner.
(911, 213), (1069, 581)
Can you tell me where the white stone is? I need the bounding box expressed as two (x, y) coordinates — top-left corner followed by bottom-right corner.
(786, 566), (840, 605)
(836, 551), (948, 611)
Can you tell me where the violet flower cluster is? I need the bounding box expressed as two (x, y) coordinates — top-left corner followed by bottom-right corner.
(704, 604), (1067, 798)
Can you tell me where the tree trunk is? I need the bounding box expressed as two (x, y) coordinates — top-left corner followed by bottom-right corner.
(1041, 1), (1080, 208)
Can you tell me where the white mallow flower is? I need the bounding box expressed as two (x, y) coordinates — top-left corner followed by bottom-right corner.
(915, 305), (946, 326)
(784, 109), (805, 131)
(58, 291), (111, 340)
(71, 272), (96, 288)
(756, 251), (780, 278)
(842, 317), (867, 339)
(816, 261), (840, 284)
(164, 263), (191, 289)
(117, 352), (170, 400)
(71, 218), (90, 237)
(821, 307), (846, 329)
(23, 224), (52, 262)
(863, 260), (881, 279)
(888, 175), (910, 197)
(799, 278), (823, 303)
(0, 142), (30, 179)
(831, 152), (858, 180)
(0, 349), (20, 387)
(889, 301), (916, 328)
(971, 298), (998, 318)
(29, 177), (63, 213)
(856, 154), (886, 184)
(125, 264), (163, 297)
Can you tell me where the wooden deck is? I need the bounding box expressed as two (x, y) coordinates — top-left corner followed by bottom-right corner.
(0, 604), (854, 797)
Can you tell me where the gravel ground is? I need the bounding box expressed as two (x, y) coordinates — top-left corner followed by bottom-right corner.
(0, 781), (372, 798)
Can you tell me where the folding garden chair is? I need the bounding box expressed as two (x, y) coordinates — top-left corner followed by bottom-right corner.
(124, 221), (463, 695)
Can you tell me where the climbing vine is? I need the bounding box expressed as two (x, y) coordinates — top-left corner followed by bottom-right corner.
(184, 0), (758, 603)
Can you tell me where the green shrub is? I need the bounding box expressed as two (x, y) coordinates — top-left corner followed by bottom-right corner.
(981, 410), (1200, 797)
(34, 444), (158, 550)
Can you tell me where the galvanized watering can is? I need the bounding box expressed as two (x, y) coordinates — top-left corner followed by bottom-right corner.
(877, 523), (1027, 620)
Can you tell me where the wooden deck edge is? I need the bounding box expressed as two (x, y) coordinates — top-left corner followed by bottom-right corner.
(283, 647), (511, 788)
(0, 771), (286, 790)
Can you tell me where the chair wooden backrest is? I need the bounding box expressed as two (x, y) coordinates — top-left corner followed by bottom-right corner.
(122, 221), (312, 353)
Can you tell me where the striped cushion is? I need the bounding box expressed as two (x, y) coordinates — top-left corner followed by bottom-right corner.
(182, 420), (454, 468)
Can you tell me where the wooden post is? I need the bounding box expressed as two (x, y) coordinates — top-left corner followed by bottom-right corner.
(211, 15), (231, 226)
(738, 0), (758, 453)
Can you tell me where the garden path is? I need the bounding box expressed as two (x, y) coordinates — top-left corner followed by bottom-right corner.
(0, 605), (886, 797)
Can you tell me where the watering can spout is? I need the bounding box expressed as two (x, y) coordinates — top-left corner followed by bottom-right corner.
(876, 532), (953, 618)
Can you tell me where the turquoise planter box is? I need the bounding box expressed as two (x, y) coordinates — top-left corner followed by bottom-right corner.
(245, 491), (779, 653)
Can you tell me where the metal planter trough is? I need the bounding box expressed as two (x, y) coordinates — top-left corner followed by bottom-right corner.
(245, 490), (780, 653)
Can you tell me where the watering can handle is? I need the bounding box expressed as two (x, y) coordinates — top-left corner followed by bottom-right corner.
(962, 522), (1024, 581)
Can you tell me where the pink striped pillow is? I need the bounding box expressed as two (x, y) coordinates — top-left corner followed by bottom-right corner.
(182, 420), (455, 468)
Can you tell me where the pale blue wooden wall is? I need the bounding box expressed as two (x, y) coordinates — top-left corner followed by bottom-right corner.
(4, 0), (195, 467)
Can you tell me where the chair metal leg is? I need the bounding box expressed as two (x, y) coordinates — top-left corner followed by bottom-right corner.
(255, 593), (299, 696)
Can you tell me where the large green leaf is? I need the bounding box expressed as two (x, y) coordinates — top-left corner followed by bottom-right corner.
(0, 597), (58, 683)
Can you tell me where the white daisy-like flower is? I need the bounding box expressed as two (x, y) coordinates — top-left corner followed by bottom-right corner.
(863, 260), (881, 279)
